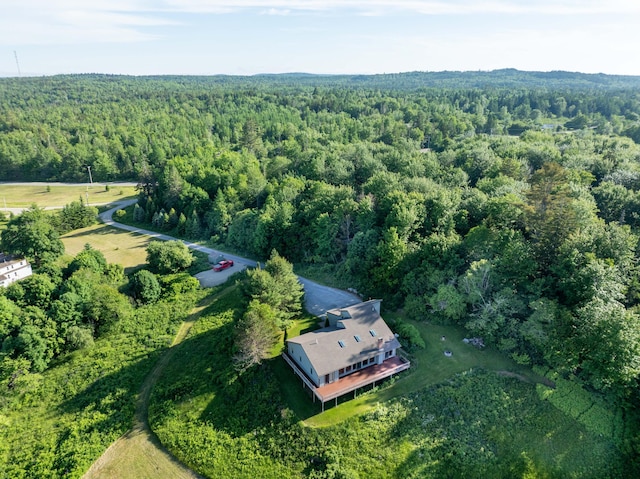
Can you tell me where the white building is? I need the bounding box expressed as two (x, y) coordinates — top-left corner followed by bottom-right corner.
(0, 253), (33, 287)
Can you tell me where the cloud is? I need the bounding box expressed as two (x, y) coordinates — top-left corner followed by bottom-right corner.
(161, 0), (640, 16)
(2, 0), (638, 47)
(260, 8), (292, 16)
(0, 1), (173, 45)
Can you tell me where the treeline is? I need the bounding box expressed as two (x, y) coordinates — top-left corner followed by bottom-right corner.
(2, 75), (640, 402)
(1, 73), (640, 182)
(0, 205), (198, 375)
(0, 233), (203, 477)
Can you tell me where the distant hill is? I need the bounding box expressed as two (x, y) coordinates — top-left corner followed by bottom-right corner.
(3, 69), (640, 91)
(247, 69), (640, 90)
(164, 68), (640, 90)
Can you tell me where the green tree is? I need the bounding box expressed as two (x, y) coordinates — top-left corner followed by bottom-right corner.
(244, 250), (303, 329)
(233, 300), (279, 372)
(85, 282), (131, 334)
(524, 163), (586, 270)
(0, 205), (64, 266)
(66, 244), (108, 276)
(0, 296), (20, 338)
(428, 283), (466, 323)
(55, 201), (98, 233)
(130, 269), (161, 304)
(146, 240), (194, 274)
(371, 227), (408, 296)
(186, 210), (202, 239)
(4, 324), (49, 372)
(133, 202), (146, 222)
(568, 299), (640, 394)
(11, 273), (56, 310)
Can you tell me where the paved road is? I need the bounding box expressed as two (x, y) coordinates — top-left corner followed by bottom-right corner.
(99, 200), (361, 316)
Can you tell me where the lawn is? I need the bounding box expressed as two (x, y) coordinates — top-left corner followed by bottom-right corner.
(61, 223), (151, 272)
(284, 317), (547, 427)
(148, 287), (631, 478)
(0, 183), (136, 208)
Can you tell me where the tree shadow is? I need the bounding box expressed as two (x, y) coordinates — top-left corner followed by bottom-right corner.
(57, 350), (159, 427)
(54, 350), (162, 474)
(143, 314), (284, 437)
(62, 224), (149, 239)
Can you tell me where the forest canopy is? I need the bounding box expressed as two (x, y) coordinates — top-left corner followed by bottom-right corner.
(2, 71), (640, 403)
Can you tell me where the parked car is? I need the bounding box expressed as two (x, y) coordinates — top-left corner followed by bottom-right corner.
(213, 259), (234, 271)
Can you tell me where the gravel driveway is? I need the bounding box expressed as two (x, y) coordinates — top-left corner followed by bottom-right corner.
(195, 264), (248, 287)
(98, 201), (361, 316)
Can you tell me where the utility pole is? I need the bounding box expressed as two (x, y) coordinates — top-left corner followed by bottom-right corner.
(86, 165), (93, 184)
(14, 51), (21, 76)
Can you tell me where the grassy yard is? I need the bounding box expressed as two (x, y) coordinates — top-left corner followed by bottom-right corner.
(0, 183), (136, 208)
(61, 223), (151, 272)
(282, 317), (547, 427)
(148, 286), (631, 478)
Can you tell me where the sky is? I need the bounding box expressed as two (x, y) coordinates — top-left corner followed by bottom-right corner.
(1, 0), (639, 77)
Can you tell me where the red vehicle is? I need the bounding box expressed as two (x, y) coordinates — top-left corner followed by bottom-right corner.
(213, 259), (234, 271)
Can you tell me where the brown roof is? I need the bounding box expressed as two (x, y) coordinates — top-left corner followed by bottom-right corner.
(287, 300), (401, 376)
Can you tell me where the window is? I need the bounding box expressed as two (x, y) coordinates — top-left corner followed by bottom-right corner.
(369, 329), (377, 337)
(354, 335), (361, 342)
(338, 340), (346, 348)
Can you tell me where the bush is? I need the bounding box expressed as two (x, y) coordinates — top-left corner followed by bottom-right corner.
(159, 273), (200, 297)
(114, 209), (126, 219)
(394, 321), (426, 350)
(130, 270), (161, 304)
(66, 325), (95, 350)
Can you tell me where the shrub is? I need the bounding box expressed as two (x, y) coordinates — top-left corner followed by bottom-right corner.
(130, 270), (161, 304)
(66, 325), (95, 351)
(394, 321), (426, 350)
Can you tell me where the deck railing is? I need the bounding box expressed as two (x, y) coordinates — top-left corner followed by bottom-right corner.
(319, 357), (410, 402)
(283, 353), (411, 406)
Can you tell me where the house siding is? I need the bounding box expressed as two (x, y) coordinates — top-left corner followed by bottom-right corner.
(288, 342), (321, 387)
(0, 256), (33, 288)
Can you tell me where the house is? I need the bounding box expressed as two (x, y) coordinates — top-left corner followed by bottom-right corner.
(283, 299), (410, 411)
(0, 253), (33, 288)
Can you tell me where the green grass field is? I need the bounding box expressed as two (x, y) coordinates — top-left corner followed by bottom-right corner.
(281, 318), (548, 427)
(61, 223), (151, 272)
(148, 286), (631, 478)
(0, 184), (136, 208)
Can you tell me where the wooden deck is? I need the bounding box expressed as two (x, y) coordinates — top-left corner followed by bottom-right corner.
(316, 356), (410, 402)
(283, 353), (410, 411)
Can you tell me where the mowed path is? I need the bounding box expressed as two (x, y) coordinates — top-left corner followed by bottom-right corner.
(82, 301), (213, 479)
(80, 200), (360, 478)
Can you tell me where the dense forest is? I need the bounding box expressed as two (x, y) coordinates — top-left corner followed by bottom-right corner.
(2, 70), (640, 476)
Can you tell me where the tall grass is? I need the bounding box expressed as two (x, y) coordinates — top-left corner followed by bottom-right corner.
(148, 285), (634, 479)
